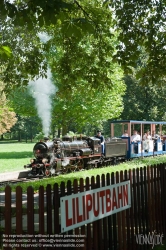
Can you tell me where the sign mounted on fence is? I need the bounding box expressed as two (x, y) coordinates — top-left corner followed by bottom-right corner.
(60, 180), (131, 232)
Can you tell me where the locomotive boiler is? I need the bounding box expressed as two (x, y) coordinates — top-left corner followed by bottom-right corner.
(24, 136), (127, 177)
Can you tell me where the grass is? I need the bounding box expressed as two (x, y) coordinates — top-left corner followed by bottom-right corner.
(0, 142), (34, 173)
(1, 140), (166, 192)
(1, 141), (166, 192)
(153, 241), (166, 249)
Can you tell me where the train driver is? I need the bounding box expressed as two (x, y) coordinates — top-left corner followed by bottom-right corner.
(95, 130), (105, 154)
(131, 130), (141, 142)
(44, 137), (50, 142)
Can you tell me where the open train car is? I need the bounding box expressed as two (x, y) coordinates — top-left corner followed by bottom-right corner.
(110, 120), (166, 159)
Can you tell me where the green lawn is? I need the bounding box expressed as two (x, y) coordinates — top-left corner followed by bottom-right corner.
(0, 142), (35, 173)
(1, 142), (166, 192)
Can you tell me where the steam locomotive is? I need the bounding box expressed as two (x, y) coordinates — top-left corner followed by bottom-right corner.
(24, 120), (166, 177)
(24, 136), (127, 177)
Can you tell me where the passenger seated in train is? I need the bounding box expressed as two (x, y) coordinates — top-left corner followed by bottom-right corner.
(121, 130), (128, 137)
(143, 131), (152, 152)
(143, 131), (152, 140)
(131, 130), (141, 142)
(152, 130), (161, 140)
(152, 130), (161, 151)
(131, 130), (141, 153)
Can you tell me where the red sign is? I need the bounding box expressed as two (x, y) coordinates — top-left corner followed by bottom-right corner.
(61, 180), (131, 232)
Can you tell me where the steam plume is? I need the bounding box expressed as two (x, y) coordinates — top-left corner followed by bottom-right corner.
(29, 69), (56, 136)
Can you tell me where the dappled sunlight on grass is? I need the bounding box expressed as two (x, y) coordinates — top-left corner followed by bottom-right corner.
(0, 143), (34, 172)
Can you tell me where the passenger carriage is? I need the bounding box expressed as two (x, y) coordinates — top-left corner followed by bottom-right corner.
(110, 120), (166, 159)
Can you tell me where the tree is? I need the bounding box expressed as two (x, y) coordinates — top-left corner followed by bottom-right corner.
(9, 115), (40, 141)
(1, 0), (127, 137)
(51, 70), (125, 135)
(110, 0), (166, 84)
(48, 23), (126, 134)
(0, 83), (17, 135)
(1, 0), (166, 88)
(0, 22), (47, 93)
(8, 89), (43, 140)
(9, 88), (37, 116)
(0, 0), (119, 93)
(0, 45), (12, 59)
(120, 74), (166, 121)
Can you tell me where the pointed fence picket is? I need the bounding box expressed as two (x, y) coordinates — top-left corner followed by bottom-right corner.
(1, 164), (166, 250)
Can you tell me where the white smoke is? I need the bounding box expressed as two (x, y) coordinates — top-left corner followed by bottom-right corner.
(38, 32), (51, 43)
(28, 69), (56, 136)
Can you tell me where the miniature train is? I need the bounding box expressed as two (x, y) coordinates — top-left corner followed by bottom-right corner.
(24, 136), (127, 177)
(24, 120), (166, 177)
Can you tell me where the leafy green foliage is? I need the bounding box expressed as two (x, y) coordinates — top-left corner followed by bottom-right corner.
(0, 82), (17, 135)
(9, 89), (37, 116)
(51, 77), (125, 134)
(1, 0), (166, 87)
(0, 46), (12, 59)
(120, 74), (166, 121)
(0, 0), (119, 93)
(110, 0), (166, 83)
(1, 0), (125, 135)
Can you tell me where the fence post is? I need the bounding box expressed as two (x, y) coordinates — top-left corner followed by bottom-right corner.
(4, 185), (11, 250)
(143, 166), (149, 235)
(80, 178), (86, 250)
(106, 173), (113, 249)
(27, 186), (34, 237)
(85, 177), (91, 249)
(91, 175), (98, 250)
(39, 185), (45, 235)
(147, 165), (152, 233)
(160, 163), (166, 236)
(126, 169), (132, 249)
(102, 173), (108, 250)
(111, 172), (117, 250)
(46, 184), (52, 235)
(53, 183), (60, 235)
(16, 186), (22, 250)
(116, 171), (122, 250)
(60, 181), (65, 250)
(96, 174), (103, 250)
(121, 170), (127, 250)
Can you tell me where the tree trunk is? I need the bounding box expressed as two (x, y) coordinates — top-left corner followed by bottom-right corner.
(30, 124), (33, 142)
(62, 126), (68, 136)
(58, 128), (61, 138)
(18, 130), (21, 142)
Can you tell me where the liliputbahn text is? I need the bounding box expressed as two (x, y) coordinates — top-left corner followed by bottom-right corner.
(24, 136), (127, 177)
(61, 180), (131, 232)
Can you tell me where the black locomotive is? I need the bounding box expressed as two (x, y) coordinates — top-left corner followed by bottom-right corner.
(24, 136), (127, 177)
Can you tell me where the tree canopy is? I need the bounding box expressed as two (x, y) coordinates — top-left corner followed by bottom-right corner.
(2, 0), (166, 137)
(0, 0), (116, 93)
(1, 0), (166, 90)
(0, 82), (17, 135)
(111, 0), (166, 84)
(120, 74), (166, 121)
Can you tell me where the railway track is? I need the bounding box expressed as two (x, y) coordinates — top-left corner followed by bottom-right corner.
(0, 177), (43, 188)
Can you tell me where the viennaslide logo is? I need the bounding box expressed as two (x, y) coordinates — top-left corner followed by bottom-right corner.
(135, 231), (164, 249)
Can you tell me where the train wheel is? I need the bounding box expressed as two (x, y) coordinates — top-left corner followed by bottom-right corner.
(45, 169), (51, 177)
